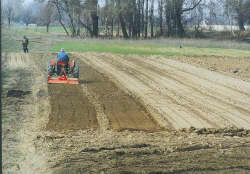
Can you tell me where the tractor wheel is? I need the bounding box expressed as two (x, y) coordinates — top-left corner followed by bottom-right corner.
(72, 60), (79, 78)
(48, 60), (55, 76)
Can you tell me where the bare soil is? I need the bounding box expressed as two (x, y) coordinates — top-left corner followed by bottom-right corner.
(80, 61), (162, 131)
(46, 58), (161, 132)
(2, 52), (250, 174)
(2, 53), (51, 174)
(170, 55), (250, 83)
(78, 53), (250, 129)
(47, 84), (98, 131)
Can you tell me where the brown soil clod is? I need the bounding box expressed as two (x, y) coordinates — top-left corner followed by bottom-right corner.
(194, 127), (250, 137)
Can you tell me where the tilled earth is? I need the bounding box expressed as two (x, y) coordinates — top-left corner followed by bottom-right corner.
(2, 52), (250, 174)
(47, 84), (98, 131)
(47, 61), (161, 132)
(77, 53), (250, 129)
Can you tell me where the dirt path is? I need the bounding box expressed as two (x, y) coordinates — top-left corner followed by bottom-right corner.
(77, 53), (250, 129)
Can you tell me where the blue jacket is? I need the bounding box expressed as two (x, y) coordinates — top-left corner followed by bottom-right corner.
(57, 51), (69, 63)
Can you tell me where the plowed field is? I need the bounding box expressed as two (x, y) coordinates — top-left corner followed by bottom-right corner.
(47, 52), (250, 131)
(76, 53), (250, 130)
(80, 61), (162, 131)
(47, 57), (162, 132)
(3, 52), (250, 174)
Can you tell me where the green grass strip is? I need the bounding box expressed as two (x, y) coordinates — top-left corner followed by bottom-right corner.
(51, 41), (250, 57)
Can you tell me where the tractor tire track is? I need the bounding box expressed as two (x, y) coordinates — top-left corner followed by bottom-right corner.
(153, 56), (250, 97)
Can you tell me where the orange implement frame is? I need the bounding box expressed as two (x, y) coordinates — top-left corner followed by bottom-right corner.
(48, 75), (79, 84)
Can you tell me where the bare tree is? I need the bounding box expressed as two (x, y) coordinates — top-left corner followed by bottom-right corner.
(43, 0), (99, 37)
(164, 0), (202, 37)
(117, 0), (129, 38)
(49, 0), (69, 36)
(22, 5), (36, 27)
(224, 0), (250, 31)
(102, 0), (117, 37)
(165, 0), (173, 36)
(150, 0), (155, 37)
(206, 0), (218, 25)
(37, 2), (54, 32)
(189, 1), (205, 37)
(158, 0), (163, 36)
(246, 0), (250, 24)
(224, 0), (235, 34)
(145, 0), (149, 38)
(235, 0), (247, 31)
(84, 0), (99, 37)
(91, 0), (99, 37)
(34, 0), (207, 39)
(2, 0), (24, 27)
(141, 0), (145, 37)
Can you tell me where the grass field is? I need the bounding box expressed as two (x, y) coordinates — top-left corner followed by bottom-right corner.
(2, 26), (250, 58)
(51, 40), (250, 57)
(2, 26), (68, 52)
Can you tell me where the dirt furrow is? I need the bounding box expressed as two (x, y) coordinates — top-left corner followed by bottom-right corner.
(103, 56), (230, 128)
(119, 56), (250, 124)
(144, 56), (250, 104)
(134, 56), (250, 109)
(131, 57), (250, 122)
(108, 55), (250, 128)
(77, 58), (162, 131)
(96, 54), (233, 128)
(79, 53), (250, 129)
(80, 54), (205, 129)
(155, 57), (250, 97)
(76, 53), (173, 129)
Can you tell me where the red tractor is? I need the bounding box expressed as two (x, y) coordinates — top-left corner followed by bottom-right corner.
(48, 59), (79, 84)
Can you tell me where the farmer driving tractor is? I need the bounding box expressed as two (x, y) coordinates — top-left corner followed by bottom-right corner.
(57, 48), (69, 75)
(48, 48), (79, 84)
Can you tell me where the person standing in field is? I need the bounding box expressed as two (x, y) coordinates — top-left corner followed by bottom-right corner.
(22, 36), (29, 53)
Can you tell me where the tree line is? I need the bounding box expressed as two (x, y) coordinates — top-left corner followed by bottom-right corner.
(2, 0), (250, 38)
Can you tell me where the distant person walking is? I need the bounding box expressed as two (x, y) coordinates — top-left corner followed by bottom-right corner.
(22, 36), (29, 53)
